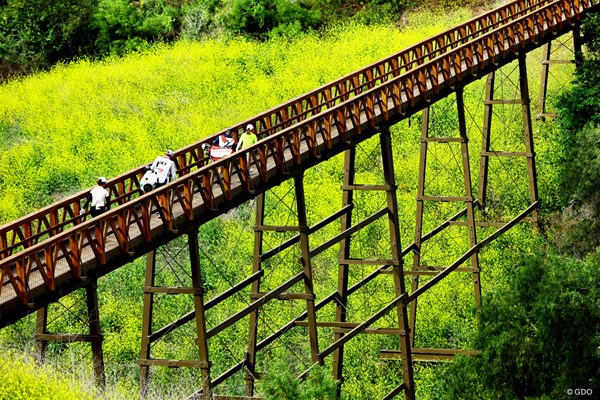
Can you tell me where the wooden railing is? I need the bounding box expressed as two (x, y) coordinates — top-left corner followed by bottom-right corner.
(0, 0), (563, 262)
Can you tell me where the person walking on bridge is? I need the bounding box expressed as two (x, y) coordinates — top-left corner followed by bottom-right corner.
(80, 177), (110, 218)
(236, 124), (258, 171)
(236, 124), (257, 152)
(147, 150), (177, 190)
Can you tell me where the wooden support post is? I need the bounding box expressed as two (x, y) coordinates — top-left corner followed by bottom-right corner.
(140, 235), (213, 398)
(478, 72), (494, 210)
(189, 229), (213, 399)
(537, 29), (581, 120)
(379, 128), (415, 399)
(139, 250), (156, 397)
(518, 55), (540, 228)
(456, 89), (481, 315)
(295, 174), (320, 364)
(86, 280), (106, 388)
(332, 148), (355, 392)
(245, 193), (265, 397)
(35, 307), (48, 362)
(537, 42), (551, 119)
(409, 107), (430, 346)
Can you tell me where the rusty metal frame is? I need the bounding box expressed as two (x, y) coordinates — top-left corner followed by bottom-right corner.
(409, 88), (481, 347)
(0, 0), (575, 264)
(2, 0), (593, 320)
(478, 54), (540, 227)
(537, 28), (582, 119)
(139, 231), (213, 399)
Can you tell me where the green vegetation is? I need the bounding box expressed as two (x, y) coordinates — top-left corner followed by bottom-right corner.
(261, 364), (340, 400)
(431, 9), (600, 399)
(432, 246), (600, 399)
(0, 10), (482, 398)
(0, 12), (473, 220)
(0, 351), (98, 400)
(551, 11), (600, 255)
(0, 0), (486, 81)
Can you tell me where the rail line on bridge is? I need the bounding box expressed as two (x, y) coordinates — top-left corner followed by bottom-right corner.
(0, 0), (596, 399)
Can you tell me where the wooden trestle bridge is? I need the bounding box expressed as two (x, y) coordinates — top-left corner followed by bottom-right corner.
(0, 0), (596, 398)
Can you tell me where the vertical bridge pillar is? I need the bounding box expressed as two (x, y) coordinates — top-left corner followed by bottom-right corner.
(409, 88), (481, 351)
(331, 128), (415, 400)
(139, 230), (212, 399)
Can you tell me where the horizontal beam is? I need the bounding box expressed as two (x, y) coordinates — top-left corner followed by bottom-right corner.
(35, 333), (102, 343)
(339, 258), (399, 265)
(416, 195), (473, 202)
(480, 151), (532, 157)
(250, 292), (314, 300)
(260, 205), (352, 262)
(341, 184), (393, 191)
(380, 348), (480, 362)
(138, 359), (210, 368)
(149, 270), (264, 343)
(405, 267), (474, 276)
(408, 201), (539, 303)
(142, 286), (201, 295)
(319, 293), (407, 359)
(421, 137), (463, 143)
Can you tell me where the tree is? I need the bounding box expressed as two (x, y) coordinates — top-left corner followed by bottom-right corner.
(432, 247), (600, 399)
(551, 11), (600, 255)
(0, 0), (96, 81)
(91, 0), (183, 57)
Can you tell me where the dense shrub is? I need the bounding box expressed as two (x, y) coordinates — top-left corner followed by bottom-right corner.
(0, 0), (493, 81)
(222, 0), (323, 39)
(551, 11), (600, 255)
(91, 0), (183, 56)
(0, 0), (96, 80)
(432, 247), (600, 399)
(0, 351), (97, 400)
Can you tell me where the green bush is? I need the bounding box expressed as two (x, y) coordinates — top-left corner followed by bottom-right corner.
(180, 0), (223, 40)
(91, 0), (183, 57)
(0, 0), (96, 80)
(551, 11), (600, 255)
(432, 247), (600, 399)
(0, 350), (97, 400)
(223, 0), (322, 39)
(261, 364), (340, 400)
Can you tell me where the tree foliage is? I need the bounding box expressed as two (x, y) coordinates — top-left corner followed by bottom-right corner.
(555, 12), (600, 132)
(433, 247), (600, 399)
(0, 0), (487, 81)
(91, 0), (183, 57)
(0, 0), (96, 79)
(551, 11), (600, 255)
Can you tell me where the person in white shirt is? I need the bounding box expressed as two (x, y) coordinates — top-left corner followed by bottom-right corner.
(148, 150), (177, 190)
(81, 177), (110, 218)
